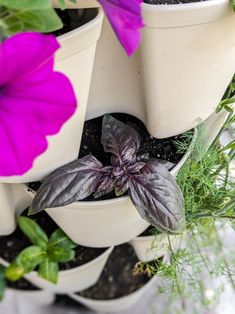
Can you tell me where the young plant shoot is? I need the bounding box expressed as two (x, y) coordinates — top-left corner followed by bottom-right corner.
(5, 217), (76, 284)
(30, 115), (185, 234)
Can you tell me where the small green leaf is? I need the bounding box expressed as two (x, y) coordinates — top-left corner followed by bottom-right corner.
(5, 262), (25, 282)
(48, 246), (75, 263)
(17, 217), (48, 250)
(0, 265), (6, 301)
(38, 259), (59, 284)
(57, 0), (66, 10)
(49, 229), (76, 249)
(30, 8), (63, 33)
(216, 97), (235, 113)
(231, 0), (235, 12)
(222, 140), (235, 152)
(0, 0), (52, 10)
(16, 246), (46, 273)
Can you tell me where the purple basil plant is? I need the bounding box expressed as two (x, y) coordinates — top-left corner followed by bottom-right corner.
(30, 115), (185, 234)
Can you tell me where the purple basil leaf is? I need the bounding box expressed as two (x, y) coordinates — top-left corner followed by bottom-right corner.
(93, 167), (115, 198)
(142, 160), (175, 173)
(128, 162), (145, 174)
(115, 175), (129, 196)
(101, 115), (140, 165)
(30, 155), (104, 214)
(129, 165), (185, 233)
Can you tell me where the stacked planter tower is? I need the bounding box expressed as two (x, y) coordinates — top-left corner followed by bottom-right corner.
(0, 0), (234, 312)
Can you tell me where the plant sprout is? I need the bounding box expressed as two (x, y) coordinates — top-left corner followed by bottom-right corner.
(5, 217), (76, 284)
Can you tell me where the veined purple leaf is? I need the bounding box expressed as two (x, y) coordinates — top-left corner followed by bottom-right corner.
(129, 165), (185, 233)
(30, 155), (104, 214)
(93, 166), (115, 198)
(115, 174), (129, 196)
(101, 115), (140, 166)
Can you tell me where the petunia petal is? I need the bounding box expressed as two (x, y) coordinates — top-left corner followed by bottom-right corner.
(98, 0), (144, 56)
(0, 32), (77, 176)
(0, 32), (59, 86)
(0, 111), (48, 176)
(3, 72), (77, 136)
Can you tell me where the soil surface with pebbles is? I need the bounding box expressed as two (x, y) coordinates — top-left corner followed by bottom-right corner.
(78, 244), (160, 300)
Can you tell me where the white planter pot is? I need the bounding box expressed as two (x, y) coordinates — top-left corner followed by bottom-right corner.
(140, 0), (235, 138)
(129, 233), (181, 262)
(6, 288), (55, 306)
(52, 0), (99, 8)
(0, 247), (113, 294)
(69, 275), (158, 313)
(87, 2), (235, 139)
(0, 183), (32, 236)
(0, 8), (104, 183)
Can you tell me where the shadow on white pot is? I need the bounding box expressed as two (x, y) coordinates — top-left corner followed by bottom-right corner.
(0, 8), (104, 184)
(0, 247), (113, 294)
(141, 0), (235, 138)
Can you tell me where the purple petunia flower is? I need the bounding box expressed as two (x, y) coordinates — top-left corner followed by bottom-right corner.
(98, 0), (144, 56)
(0, 32), (77, 176)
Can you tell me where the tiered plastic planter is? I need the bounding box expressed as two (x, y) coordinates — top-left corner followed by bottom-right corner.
(0, 0), (234, 311)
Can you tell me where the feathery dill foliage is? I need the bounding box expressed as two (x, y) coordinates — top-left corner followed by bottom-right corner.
(175, 121), (234, 226)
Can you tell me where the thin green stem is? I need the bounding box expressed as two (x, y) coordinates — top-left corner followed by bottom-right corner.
(167, 235), (186, 310)
(191, 231), (213, 275)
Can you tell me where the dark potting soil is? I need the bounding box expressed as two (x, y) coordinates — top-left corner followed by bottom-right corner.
(28, 113), (192, 200)
(140, 226), (161, 237)
(0, 209), (105, 271)
(144, 0), (206, 4)
(53, 8), (97, 37)
(78, 244), (160, 300)
(6, 277), (39, 291)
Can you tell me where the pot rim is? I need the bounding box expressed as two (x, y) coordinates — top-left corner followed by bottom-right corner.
(142, 0), (232, 28)
(57, 7), (103, 42)
(142, 0), (229, 11)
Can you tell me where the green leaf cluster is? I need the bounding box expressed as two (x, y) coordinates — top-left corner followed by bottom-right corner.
(0, 0), (63, 35)
(5, 217), (76, 284)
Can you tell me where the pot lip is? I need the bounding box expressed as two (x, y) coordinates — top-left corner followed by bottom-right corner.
(0, 246), (113, 279)
(57, 7), (103, 42)
(130, 231), (183, 243)
(69, 255), (167, 303)
(142, 0), (229, 11)
(24, 128), (197, 209)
